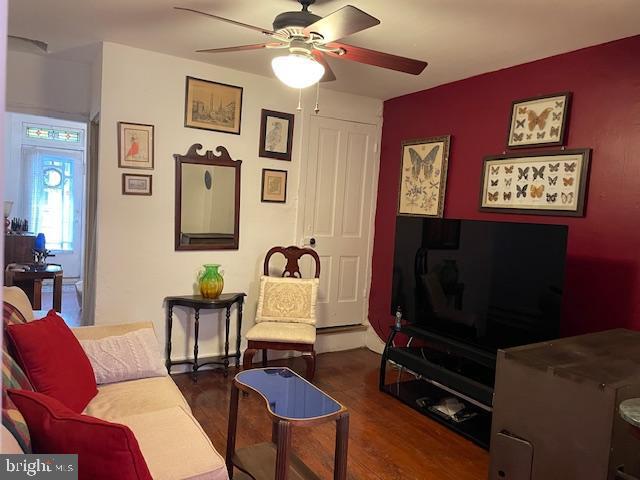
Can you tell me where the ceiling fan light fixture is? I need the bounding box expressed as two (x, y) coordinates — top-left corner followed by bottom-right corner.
(271, 53), (325, 89)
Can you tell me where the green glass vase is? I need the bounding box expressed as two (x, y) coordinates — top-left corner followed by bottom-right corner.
(198, 264), (224, 299)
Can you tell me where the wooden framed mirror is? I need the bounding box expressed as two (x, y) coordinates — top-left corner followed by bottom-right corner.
(174, 144), (241, 250)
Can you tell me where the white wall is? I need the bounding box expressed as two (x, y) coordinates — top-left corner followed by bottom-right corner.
(89, 45), (103, 120)
(1, 0), (6, 348)
(94, 42), (382, 364)
(6, 50), (91, 121)
(4, 113), (22, 215)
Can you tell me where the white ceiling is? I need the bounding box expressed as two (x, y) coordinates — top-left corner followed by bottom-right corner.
(8, 0), (640, 100)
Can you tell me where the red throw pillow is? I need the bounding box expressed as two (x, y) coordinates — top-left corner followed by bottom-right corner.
(8, 389), (152, 480)
(6, 310), (97, 412)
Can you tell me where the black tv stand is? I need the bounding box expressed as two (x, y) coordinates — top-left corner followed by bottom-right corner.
(379, 324), (496, 448)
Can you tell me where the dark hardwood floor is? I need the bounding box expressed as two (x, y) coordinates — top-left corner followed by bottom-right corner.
(173, 348), (489, 480)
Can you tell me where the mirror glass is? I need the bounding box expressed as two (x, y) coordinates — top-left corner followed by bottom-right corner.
(175, 145), (241, 250)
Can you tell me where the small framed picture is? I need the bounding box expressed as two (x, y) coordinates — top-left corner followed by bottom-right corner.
(259, 109), (294, 161)
(479, 149), (591, 217)
(118, 122), (154, 169)
(507, 92), (571, 148)
(184, 76), (243, 135)
(122, 174), (152, 196)
(397, 135), (451, 218)
(261, 169), (287, 203)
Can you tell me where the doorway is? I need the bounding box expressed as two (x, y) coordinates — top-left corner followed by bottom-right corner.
(299, 115), (379, 328)
(4, 112), (86, 322)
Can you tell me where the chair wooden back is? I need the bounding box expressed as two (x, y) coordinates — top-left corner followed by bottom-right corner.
(263, 246), (320, 279)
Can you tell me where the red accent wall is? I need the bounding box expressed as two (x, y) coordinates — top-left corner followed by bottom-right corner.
(369, 35), (640, 341)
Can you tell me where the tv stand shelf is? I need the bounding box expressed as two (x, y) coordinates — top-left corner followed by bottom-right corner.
(382, 379), (492, 448)
(379, 325), (496, 449)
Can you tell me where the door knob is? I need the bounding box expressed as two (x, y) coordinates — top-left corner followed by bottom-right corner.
(309, 238), (316, 247)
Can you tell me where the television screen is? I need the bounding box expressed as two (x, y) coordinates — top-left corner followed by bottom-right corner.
(391, 217), (568, 351)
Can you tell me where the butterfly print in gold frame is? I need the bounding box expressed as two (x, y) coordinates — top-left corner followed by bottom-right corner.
(506, 92), (571, 149)
(398, 135), (451, 218)
(479, 149), (591, 217)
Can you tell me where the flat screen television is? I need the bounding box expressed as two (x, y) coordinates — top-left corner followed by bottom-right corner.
(391, 217), (568, 352)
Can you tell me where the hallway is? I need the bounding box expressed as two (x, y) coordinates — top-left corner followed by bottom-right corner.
(41, 282), (81, 327)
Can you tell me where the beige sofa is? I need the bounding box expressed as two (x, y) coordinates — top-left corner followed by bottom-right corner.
(3, 286), (228, 480)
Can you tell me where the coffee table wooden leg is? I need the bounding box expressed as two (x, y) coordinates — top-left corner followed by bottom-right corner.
(53, 273), (63, 312)
(334, 412), (349, 480)
(33, 279), (43, 310)
(275, 420), (291, 480)
(226, 384), (240, 479)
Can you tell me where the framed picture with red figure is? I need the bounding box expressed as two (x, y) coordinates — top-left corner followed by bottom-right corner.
(118, 121), (154, 170)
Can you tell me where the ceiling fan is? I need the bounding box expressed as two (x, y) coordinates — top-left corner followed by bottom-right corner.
(175, 0), (428, 89)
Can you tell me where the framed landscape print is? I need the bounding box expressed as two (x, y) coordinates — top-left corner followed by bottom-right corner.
(259, 109), (295, 161)
(122, 174), (152, 196)
(118, 122), (154, 170)
(397, 136), (451, 218)
(507, 92), (571, 148)
(479, 149), (591, 217)
(184, 76), (243, 135)
(261, 169), (287, 203)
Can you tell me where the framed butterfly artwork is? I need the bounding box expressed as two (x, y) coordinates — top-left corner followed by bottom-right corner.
(397, 135), (451, 218)
(506, 92), (571, 148)
(479, 149), (591, 217)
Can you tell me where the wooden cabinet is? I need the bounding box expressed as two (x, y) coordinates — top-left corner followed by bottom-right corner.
(490, 329), (640, 480)
(4, 235), (35, 265)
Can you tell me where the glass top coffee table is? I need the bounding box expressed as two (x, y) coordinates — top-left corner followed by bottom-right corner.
(226, 367), (349, 480)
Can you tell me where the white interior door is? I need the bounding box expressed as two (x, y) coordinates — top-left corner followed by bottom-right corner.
(301, 116), (378, 328)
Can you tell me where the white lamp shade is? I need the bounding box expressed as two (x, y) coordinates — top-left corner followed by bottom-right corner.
(4, 201), (13, 218)
(271, 54), (325, 89)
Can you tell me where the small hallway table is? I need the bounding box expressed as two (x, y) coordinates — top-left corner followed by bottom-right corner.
(5, 263), (63, 312)
(164, 293), (246, 380)
(226, 367), (349, 480)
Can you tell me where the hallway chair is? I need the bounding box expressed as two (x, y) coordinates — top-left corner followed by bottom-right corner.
(243, 246), (320, 380)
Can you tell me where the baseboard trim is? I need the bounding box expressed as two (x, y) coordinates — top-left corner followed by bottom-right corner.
(365, 325), (386, 354)
(317, 324), (368, 335)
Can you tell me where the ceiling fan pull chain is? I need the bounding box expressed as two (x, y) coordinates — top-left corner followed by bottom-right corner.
(297, 88), (303, 112)
(314, 82), (321, 114)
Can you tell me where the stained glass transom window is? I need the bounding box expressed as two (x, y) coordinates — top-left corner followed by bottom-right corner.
(26, 126), (81, 143)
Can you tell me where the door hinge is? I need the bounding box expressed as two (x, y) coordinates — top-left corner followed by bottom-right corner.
(373, 142), (378, 153)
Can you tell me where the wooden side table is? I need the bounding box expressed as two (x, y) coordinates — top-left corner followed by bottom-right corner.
(226, 367), (349, 480)
(165, 293), (245, 380)
(5, 263), (63, 312)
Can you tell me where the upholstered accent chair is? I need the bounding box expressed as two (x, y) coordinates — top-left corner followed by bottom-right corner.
(243, 246), (320, 380)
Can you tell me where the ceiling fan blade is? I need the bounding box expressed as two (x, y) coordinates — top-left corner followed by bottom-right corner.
(196, 43), (274, 54)
(312, 51), (337, 82)
(174, 7), (275, 36)
(326, 42), (427, 75)
(304, 5), (380, 44)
